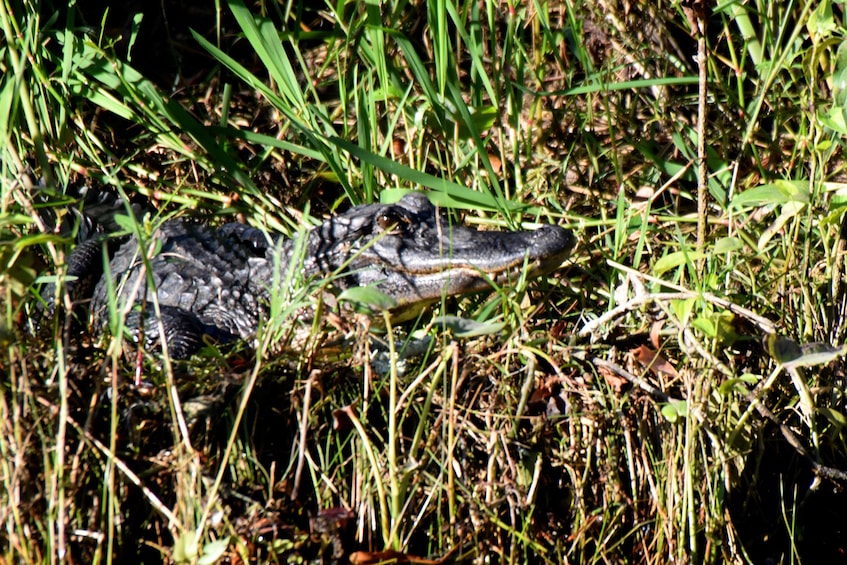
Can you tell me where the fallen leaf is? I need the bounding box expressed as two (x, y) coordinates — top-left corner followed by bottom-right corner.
(598, 365), (628, 392)
(487, 152), (502, 174)
(332, 403), (358, 433)
(528, 378), (568, 417)
(350, 544), (460, 565)
(311, 507), (355, 534)
(632, 344), (680, 378)
(550, 320), (569, 340)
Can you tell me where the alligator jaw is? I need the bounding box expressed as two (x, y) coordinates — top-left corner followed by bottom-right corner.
(356, 224), (574, 313)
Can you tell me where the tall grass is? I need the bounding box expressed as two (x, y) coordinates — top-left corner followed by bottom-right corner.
(3, 0), (847, 562)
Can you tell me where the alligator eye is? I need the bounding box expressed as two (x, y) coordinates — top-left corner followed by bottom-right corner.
(377, 210), (406, 233)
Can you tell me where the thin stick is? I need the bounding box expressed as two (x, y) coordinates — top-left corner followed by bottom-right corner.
(696, 12), (708, 259)
(292, 369), (319, 501)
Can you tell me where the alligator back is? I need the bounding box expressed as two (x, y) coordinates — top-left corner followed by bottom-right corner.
(89, 220), (277, 354)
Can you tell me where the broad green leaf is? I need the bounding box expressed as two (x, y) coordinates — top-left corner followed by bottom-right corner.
(339, 286), (398, 311)
(694, 310), (742, 345)
(172, 531), (199, 563)
(670, 298), (696, 325)
(713, 236), (743, 254)
(113, 214), (142, 235)
(692, 316), (716, 338)
(834, 41), (847, 107)
(823, 182), (847, 196)
(653, 250), (707, 275)
(807, 0), (836, 41)
(467, 106), (498, 133)
(764, 334), (847, 369)
(432, 315), (506, 338)
(820, 407), (847, 428)
(718, 374), (760, 396)
(443, 103), (498, 139)
(758, 200), (806, 249)
(730, 180), (807, 210)
(661, 400), (688, 422)
(714, 310), (741, 345)
(198, 537), (230, 565)
(818, 106), (847, 135)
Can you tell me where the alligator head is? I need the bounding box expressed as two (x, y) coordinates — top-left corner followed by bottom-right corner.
(291, 192), (575, 319)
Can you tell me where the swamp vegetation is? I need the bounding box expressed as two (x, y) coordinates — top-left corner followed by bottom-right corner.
(3, 0), (847, 562)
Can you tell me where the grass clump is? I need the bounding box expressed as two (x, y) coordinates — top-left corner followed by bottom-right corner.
(4, 0), (847, 563)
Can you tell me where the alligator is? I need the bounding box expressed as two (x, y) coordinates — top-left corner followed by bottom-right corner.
(55, 191), (575, 358)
